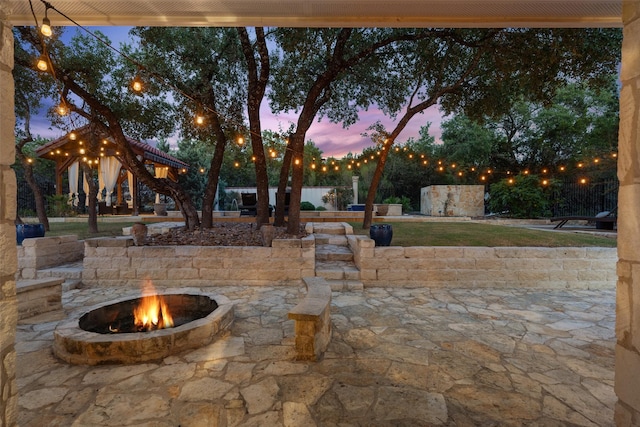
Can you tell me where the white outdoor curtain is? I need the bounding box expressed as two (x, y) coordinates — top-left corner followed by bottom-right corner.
(101, 157), (121, 206)
(68, 161), (79, 206)
(154, 166), (168, 204)
(98, 163), (105, 202)
(83, 174), (90, 206)
(127, 171), (134, 208)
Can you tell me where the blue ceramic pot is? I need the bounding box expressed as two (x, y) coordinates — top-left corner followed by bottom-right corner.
(16, 223), (45, 245)
(370, 224), (393, 246)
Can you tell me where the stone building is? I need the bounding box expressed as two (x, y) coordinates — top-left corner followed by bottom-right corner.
(1, 1), (638, 425)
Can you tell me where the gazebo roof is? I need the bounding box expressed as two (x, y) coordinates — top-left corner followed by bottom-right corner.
(36, 125), (189, 175)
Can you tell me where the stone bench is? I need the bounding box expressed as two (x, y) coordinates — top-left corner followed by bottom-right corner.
(16, 278), (64, 321)
(288, 277), (332, 361)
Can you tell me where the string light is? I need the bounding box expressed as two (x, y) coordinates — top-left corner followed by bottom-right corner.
(131, 74), (144, 93)
(195, 114), (205, 125)
(40, 3), (52, 37)
(56, 100), (69, 116)
(36, 53), (49, 72)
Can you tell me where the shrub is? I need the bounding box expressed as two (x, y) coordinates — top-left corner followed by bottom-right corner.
(316, 206), (327, 211)
(382, 195), (413, 213)
(46, 194), (76, 217)
(489, 174), (557, 218)
(300, 201), (315, 211)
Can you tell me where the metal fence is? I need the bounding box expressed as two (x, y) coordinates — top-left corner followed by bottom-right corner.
(17, 180), (56, 216)
(551, 178), (618, 217)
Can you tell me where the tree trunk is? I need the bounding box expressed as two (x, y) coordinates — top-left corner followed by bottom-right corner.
(238, 27), (271, 229)
(82, 164), (99, 234)
(273, 147), (292, 227)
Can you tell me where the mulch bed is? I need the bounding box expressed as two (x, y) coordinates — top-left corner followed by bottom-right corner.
(146, 222), (308, 246)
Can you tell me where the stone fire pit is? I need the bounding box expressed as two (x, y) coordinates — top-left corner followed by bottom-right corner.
(53, 289), (234, 365)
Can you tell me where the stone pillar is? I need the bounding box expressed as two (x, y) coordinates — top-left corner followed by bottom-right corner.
(352, 175), (359, 204)
(0, 2), (18, 426)
(616, 2), (640, 425)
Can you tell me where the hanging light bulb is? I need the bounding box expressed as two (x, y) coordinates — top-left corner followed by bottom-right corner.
(41, 7), (52, 37)
(131, 74), (144, 93)
(36, 53), (48, 72)
(69, 131), (77, 141)
(237, 136), (244, 145)
(195, 114), (205, 125)
(57, 100), (69, 116)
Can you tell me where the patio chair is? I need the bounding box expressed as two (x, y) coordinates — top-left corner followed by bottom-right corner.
(550, 207), (617, 230)
(239, 193), (258, 216)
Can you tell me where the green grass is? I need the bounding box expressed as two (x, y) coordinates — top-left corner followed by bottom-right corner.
(43, 221), (137, 240)
(41, 219), (615, 247)
(349, 221), (617, 247)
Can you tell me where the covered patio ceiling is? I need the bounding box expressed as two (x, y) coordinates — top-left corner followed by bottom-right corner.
(8, 0), (622, 28)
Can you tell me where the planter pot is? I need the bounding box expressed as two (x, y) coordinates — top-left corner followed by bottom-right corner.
(154, 203), (168, 216)
(16, 223), (45, 245)
(370, 224), (393, 247)
(376, 204), (389, 216)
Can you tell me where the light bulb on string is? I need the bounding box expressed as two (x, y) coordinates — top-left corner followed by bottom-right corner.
(36, 53), (49, 72)
(131, 74), (144, 93)
(56, 100), (69, 116)
(195, 114), (205, 125)
(237, 136), (244, 146)
(41, 7), (52, 37)
(69, 131), (77, 141)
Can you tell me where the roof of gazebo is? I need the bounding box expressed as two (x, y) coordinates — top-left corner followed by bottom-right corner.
(36, 125), (189, 179)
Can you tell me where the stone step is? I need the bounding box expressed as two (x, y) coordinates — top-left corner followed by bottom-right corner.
(315, 261), (360, 281)
(36, 261), (84, 291)
(316, 244), (354, 262)
(36, 261), (83, 280)
(314, 234), (349, 246)
(325, 279), (364, 292)
(312, 224), (346, 235)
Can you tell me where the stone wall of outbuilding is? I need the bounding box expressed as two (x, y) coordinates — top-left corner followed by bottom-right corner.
(348, 235), (617, 289)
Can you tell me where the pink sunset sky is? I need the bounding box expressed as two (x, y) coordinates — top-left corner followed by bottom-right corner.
(33, 26), (445, 158)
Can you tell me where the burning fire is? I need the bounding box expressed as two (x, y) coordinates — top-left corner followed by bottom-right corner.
(133, 280), (174, 331)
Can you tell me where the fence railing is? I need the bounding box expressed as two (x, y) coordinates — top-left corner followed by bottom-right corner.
(551, 178), (618, 217)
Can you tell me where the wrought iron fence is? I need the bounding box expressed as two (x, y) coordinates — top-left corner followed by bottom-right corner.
(551, 178), (618, 217)
(17, 180), (56, 216)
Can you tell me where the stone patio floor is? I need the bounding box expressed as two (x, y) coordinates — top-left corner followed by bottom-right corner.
(16, 284), (616, 426)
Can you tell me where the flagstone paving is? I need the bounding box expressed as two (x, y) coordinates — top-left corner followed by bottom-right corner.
(16, 285), (616, 426)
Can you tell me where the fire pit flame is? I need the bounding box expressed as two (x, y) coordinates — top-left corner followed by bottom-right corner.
(133, 280), (174, 332)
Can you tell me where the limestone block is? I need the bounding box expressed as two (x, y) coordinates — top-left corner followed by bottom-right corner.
(272, 248), (303, 259)
(561, 260), (593, 271)
(2, 168), (16, 221)
(417, 258), (451, 270)
(272, 239), (301, 248)
(0, 223), (17, 276)
(474, 259), (504, 271)
(433, 247), (465, 258)
(615, 345), (640, 413)
(98, 269), (124, 280)
(621, 18), (640, 81)
(585, 247), (618, 259)
(445, 259), (476, 270)
(374, 247), (405, 259)
(404, 247), (436, 258)
(462, 247), (495, 258)
(198, 268), (230, 280)
(167, 268), (200, 280)
(517, 270), (550, 282)
(577, 269), (610, 281)
(548, 270), (579, 281)
(377, 269), (408, 281)
(590, 259), (617, 271)
(0, 21), (15, 69)
(618, 185), (640, 261)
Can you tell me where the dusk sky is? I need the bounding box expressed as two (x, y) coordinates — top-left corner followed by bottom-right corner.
(33, 26), (445, 158)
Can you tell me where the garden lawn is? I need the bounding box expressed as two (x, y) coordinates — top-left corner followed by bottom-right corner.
(43, 221), (137, 240)
(349, 221), (616, 247)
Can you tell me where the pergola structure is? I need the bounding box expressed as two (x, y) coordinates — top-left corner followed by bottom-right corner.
(2, 1), (639, 426)
(35, 125), (188, 215)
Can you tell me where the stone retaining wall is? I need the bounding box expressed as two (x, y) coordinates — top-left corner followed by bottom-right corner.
(82, 236), (316, 287)
(348, 235), (616, 289)
(17, 235), (84, 280)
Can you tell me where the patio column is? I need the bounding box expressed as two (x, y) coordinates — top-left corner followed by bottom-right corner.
(352, 175), (359, 204)
(0, 3), (18, 426)
(616, 2), (640, 424)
